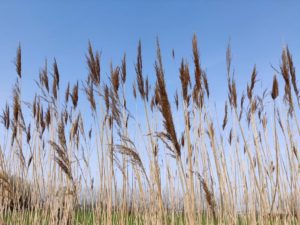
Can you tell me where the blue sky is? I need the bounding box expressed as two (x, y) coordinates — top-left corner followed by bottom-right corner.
(1, 1), (299, 107)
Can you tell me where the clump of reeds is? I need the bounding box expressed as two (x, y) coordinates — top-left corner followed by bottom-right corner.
(0, 172), (32, 211)
(0, 36), (299, 225)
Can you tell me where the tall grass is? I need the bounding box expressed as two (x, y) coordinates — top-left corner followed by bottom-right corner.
(0, 35), (299, 225)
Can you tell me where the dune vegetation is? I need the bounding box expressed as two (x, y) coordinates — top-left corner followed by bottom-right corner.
(0, 35), (299, 225)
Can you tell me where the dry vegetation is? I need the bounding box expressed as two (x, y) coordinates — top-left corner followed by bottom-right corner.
(0, 35), (299, 225)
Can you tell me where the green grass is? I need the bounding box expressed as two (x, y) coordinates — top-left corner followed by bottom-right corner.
(2, 209), (298, 225)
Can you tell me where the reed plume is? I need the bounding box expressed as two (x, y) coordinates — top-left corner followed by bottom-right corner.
(179, 59), (191, 104)
(280, 48), (293, 113)
(86, 42), (101, 86)
(271, 75), (279, 100)
(39, 60), (49, 92)
(135, 40), (145, 99)
(1, 103), (10, 130)
(71, 81), (79, 109)
(201, 178), (216, 221)
(247, 65), (257, 100)
(15, 44), (22, 78)
(52, 59), (60, 99)
(155, 40), (181, 157)
(110, 64), (120, 96)
(58, 120), (67, 151)
(222, 101), (228, 130)
(49, 141), (73, 183)
(121, 54), (126, 84)
(104, 84), (110, 113)
(84, 83), (96, 112)
(65, 82), (70, 104)
(192, 34), (204, 108)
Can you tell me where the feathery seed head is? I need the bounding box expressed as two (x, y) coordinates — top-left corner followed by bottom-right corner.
(110, 64), (120, 96)
(179, 59), (191, 104)
(1, 103), (10, 130)
(155, 40), (181, 157)
(121, 53), (127, 84)
(135, 40), (145, 99)
(15, 44), (22, 78)
(86, 42), (101, 86)
(271, 75), (279, 100)
(71, 81), (79, 109)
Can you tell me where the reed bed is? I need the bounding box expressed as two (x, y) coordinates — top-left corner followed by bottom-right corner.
(0, 35), (299, 225)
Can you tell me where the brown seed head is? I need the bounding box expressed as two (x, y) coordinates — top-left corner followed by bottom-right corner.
(26, 124), (31, 144)
(132, 82), (137, 99)
(110, 88), (121, 127)
(286, 46), (299, 98)
(40, 107), (45, 135)
(58, 120), (67, 150)
(1, 103), (10, 129)
(52, 59), (60, 99)
(271, 75), (279, 100)
(280, 48), (290, 85)
(192, 34), (204, 107)
(15, 44), (22, 78)
(179, 59), (191, 104)
(200, 177), (216, 221)
(104, 84), (110, 113)
(39, 60), (49, 92)
(110, 64), (120, 96)
(174, 90), (179, 110)
(71, 81), (79, 109)
(13, 84), (21, 123)
(192, 34), (201, 91)
(226, 43), (232, 76)
(135, 40), (145, 99)
(85, 83), (96, 112)
(65, 82), (70, 104)
(202, 71), (209, 98)
(53, 59), (60, 88)
(121, 53), (126, 84)
(45, 106), (51, 128)
(247, 65), (257, 100)
(155, 40), (181, 157)
(145, 76), (149, 102)
(222, 101), (228, 130)
(280, 48), (293, 112)
(86, 42), (101, 86)
(231, 79), (237, 108)
(52, 78), (57, 100)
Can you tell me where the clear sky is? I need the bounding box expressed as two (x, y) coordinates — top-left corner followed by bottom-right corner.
(0, 1), (300, 106)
